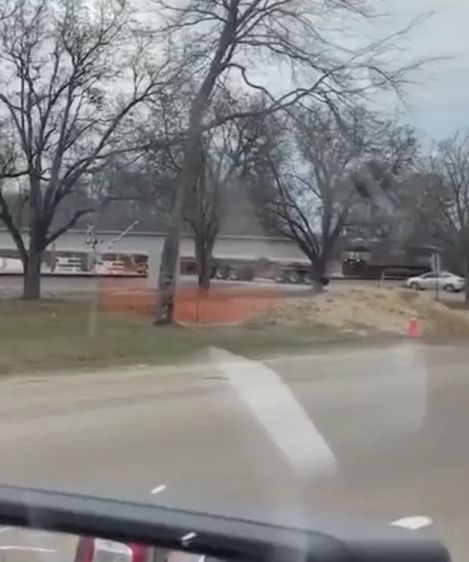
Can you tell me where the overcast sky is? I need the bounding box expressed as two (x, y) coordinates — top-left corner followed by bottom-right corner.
(140, 0), (467, 141)
(375, 0), (469, 140)
(248, 0), (469, 141)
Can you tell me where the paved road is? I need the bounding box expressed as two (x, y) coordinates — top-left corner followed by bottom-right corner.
(0, 275), (329, 297)
(0, 274), (463, 305)
(0, 344), (468, 560)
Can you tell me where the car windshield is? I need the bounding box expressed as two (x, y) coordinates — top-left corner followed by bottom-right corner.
(0, 0), (468, 561)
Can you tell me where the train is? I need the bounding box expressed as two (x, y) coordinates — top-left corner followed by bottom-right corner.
(179, 255), (325, 284)
(180, 241), (437, 285)
(341, 241), (435, 280)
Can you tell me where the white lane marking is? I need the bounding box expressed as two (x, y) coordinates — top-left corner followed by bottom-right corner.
(0, 546), (57, 553)
(391, 516), (433, 530)
(209, 347), (337, 477)
(181, 532), (197, 542)
(151, 484), (167, 495)
(0, 527), (11, 533)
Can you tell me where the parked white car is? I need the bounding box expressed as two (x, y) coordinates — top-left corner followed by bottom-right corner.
(406, 271), (465, 293)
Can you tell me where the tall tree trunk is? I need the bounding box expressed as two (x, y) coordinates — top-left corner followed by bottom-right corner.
(22, 221), (45, 300)
(195, 233), (216, 291)
(196, 243), (209, 290)
(22, 250), (42, 300)
(199, 260), (212, 290)
(310, 257), (328, 293)
(156, 147), (202, 324)
(155, 10), (236, 324)
(156, 226), (179, 324)
(465, 255), (469, 304)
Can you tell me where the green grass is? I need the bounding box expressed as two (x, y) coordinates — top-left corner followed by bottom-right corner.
(0, 299), (358, 375)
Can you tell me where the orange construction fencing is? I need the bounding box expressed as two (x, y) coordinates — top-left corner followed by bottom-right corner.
(97, 279), (284, 325)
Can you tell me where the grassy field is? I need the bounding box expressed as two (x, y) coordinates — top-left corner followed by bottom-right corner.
(0, 299), (356, 375)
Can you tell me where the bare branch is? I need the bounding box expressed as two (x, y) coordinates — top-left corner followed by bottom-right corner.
(0, 0), (176, 297)
(0, 186), (28, 261)
(44, 208), (94, 247)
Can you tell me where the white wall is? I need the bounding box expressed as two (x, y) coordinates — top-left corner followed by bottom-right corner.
(0, 230), (305, 281)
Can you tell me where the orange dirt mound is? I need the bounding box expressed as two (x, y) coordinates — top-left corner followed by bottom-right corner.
(97, 279), (285, 324)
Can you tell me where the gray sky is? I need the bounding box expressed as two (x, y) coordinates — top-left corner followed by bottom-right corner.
(245, 0), (469, 141)
(376, 0), (469, 140)
(140, 0), (467, 141)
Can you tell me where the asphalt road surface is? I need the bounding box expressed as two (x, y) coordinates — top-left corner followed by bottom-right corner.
(0, 274), (463, 303)
(0, 343), (468, 560)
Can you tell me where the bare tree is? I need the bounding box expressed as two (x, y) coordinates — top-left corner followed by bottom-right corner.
(0, 0), (173, 299)
(153, 0), (426, 323)
(183, 116), (258, 289)
(249, 107), (373, 287)
(183, 146), (219, 290)
(414, 132), (469, 301)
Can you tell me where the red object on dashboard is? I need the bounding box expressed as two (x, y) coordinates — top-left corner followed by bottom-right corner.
(74, 536), (94, 562)
(128, 543), (148, 562)
(74, 536), (150, 562)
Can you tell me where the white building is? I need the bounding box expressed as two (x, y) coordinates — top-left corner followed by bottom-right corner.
(0, 229), (306, 281)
